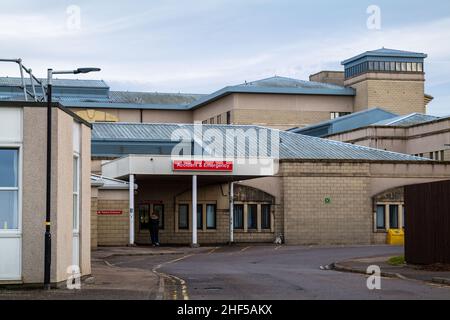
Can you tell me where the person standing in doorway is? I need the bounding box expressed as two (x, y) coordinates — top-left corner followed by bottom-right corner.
(150, 211), (160, 246)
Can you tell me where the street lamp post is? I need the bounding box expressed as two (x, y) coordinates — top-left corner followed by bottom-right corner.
(44, 67), (100, 290)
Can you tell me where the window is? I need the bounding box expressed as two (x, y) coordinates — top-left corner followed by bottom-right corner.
(374, 61), (379, 70)
(418, 63), (423, 72)
(401, 62), (407, 72)
(406, 62), (412, 72)
(261, 204), (271, 229)
(154, 204), (164, 229)
(368, 61), (374, 71)
(247, 204), (257, 230)
(206, 204), (216, 229)
(217, 115), (222, 124)
(376, 205), (385, 230)
(73, 155), (80, 232)
(178, 204), (189, 229)
(330, 112), (350, 120)
(197, 204), (203, 229)
(138, 204), (150, 230)
(396, 62), (401, 71)
(379, 61), (385, 71)
(0, 149), (19, 230)
(226, 111), (231, 125)
(202, 120), (207, 125)
(390, 62), (396, 71)
(233, 204), (244, 229)
(139, 203), (164, 229)
(412, 63), (417, 72)
(402, 207), (406, 229)
(389, 205), (399, 229)
(210, 117), (215, 124)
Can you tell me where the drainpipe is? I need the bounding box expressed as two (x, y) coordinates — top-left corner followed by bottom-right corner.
(192, 175), (198, 247)
(229, 182), (234, 243)
(129, 174), (135, 245)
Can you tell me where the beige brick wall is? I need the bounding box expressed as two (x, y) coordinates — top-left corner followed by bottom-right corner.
(349, 75), (425, 115)
(232, 109), (332, 130)
(91, 193), (98, 249)
(280, 162), (374, 245)
(97, 199), (130, 246)
(444, 149), (450, 161)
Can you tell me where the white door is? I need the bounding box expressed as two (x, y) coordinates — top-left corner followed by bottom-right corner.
(0, 147), (21, 280)
(72, 154), (80, 267)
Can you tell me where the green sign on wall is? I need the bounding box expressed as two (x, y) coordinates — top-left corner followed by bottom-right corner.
(324, 197), (331, 204)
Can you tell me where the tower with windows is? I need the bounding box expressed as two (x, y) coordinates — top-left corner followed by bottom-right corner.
(342, 48), (428, 115)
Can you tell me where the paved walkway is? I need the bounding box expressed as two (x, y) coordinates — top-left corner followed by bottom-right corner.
(334, 254), (450, 285)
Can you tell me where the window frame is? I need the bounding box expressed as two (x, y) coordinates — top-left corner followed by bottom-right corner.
(73, 153), (80, 233)
(375, 204), (386, 230)
(178, 204), (189, 230)
(233, 204), (244, 229)
(261, 204), (271, 230)
(153, 203), (165, 230)
(206, 204), (216, 230)
(226, 111), (231, 125)
(197, 203), (203, 230)
(389, 204), (399, 229)
(0, 146), (21, 232)
(247, 204), (258, 230)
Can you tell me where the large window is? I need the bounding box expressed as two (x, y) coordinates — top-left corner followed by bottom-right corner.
(233, 204), (244, 229)
(261, 204), (271, 229)
(139, 203), (165, 230)
(0, 149), (19, 230)
(376, 205), (385, 230)
(178, 204), (189, 229)
(206, 204), (216, 229)
(247, 204), (257, 230)
(330, 112), (350, 120)
(389, 205), (399, 229)
(73, 154), (80, 232)
(197, 204), (203, 229)
(138, 204), (150, 230)
(154, 204), (164, 229)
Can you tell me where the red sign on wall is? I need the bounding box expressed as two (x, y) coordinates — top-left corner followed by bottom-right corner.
(172, 160), (233, 172)
(97, 210), (123, 215)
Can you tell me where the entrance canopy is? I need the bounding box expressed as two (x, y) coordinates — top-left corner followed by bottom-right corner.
(102, 155), (277, 180)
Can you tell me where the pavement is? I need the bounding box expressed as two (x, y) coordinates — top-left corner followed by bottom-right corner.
(333, 254), (450, 285)
(1, 244), (450, 300)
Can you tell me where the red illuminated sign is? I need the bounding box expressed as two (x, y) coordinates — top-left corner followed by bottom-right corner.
(173, 160), (233, 172)
(97, 210), (123, 215)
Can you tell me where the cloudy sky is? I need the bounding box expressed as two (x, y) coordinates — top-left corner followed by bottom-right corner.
(1, 0), (449, 115)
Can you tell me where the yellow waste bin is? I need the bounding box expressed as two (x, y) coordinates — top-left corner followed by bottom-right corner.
(386, 229), (404, 245)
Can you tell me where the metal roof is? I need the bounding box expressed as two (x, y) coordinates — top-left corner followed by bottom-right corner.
(109, 91), (205, 105)
(289, 108), (398, 137)
(0, 76), (109, 88)
(187, 76), (355, 110)
(342, 48), (427, 66)
(0, 75), (354, 110)
(92, 122), (428, 162)
(91, 174), (137, 189)
(372, 113), (440, 127)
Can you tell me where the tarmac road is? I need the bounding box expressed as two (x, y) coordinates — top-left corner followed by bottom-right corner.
(2, 245), (450, 300)
(141, 245), (450, 300)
